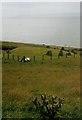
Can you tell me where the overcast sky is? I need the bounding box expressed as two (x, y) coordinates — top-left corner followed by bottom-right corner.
(1, 0), (81, 2)
(2, 2), (80, 47)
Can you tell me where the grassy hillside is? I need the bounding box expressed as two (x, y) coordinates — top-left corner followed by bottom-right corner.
(2, 42), (80, 119)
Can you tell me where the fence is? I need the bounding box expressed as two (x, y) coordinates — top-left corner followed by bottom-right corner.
(2, 51), (77, 63)
(2, 53), (54, 63)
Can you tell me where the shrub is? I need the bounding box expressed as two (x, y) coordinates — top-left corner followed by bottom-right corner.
(46, 46), (50, 48)
(46, 50), (52, 56)
(71, 50), (77, 54)
(78, 48), (82, 51)
(32, 94), (64, 120)
(61, 47), (64, 50)
(2, 45), (17, 50)
(58, 50), (63, 56)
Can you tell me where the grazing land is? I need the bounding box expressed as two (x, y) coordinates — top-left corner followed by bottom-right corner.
(2, 42), (80, 119)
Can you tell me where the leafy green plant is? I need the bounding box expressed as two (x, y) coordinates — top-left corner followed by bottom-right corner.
(2, 45), (17, 50)
(32, 94), (64, 120)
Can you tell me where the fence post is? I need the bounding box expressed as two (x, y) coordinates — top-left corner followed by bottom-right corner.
(12, 55), (14, 60)
(18, 56), (19, 61)
(74, 53), (75, 58)
(42, 55), (44, 64)
(42, 55), (44, 61)
(58, 54), (59, 59)
(3, 53), (5, 59)
(8, 53), (9, 59)
(50, 55), (52, 60)
(34, 56), (35, 62)
(66, 54), (67, 58)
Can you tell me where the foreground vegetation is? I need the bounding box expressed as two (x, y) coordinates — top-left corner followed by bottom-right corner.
(2, 42), (80, 119)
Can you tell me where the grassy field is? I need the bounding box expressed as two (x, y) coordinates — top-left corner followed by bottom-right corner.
(2, 42), (80, 119)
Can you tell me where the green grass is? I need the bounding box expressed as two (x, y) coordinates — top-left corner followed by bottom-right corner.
(2, 42), (80, 119)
